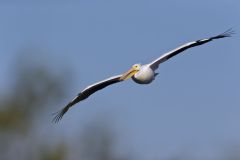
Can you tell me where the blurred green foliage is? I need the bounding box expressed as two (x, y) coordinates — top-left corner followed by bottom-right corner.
(39, 143), (68, 160)
(0, 52), (69, 160)
(0, 59), (66, 134)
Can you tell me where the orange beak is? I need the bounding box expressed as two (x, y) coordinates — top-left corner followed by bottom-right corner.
(120, 67), (139, 81)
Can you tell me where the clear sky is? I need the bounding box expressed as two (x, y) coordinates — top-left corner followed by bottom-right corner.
(1, 0), (240, 159)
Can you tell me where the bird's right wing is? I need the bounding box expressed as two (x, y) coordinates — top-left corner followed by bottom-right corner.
(149, 29), (234, 70)
(52, 74), (123, 123)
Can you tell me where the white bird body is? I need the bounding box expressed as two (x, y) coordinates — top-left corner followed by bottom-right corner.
(53, 29), (234, 123)
(132, 64), (156, 84)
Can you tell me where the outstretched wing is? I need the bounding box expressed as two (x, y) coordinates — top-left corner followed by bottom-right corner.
(52, 74), (123, 123)
(149, 29), (234, 70)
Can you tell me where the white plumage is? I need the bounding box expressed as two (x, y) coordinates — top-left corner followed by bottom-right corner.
(132, 64), (156, 84)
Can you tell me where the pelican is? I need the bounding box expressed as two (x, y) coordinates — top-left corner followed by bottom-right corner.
(53, 29), (233, 122)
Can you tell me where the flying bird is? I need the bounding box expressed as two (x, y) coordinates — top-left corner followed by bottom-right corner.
(52, 29), (234, 123)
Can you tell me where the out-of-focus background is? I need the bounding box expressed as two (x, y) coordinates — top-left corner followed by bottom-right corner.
(0, 0), (239, 160)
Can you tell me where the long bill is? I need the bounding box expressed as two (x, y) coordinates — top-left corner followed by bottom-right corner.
(120, 67), (139, 81)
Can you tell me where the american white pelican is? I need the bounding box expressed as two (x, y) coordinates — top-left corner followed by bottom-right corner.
(53, 29), (233, 122)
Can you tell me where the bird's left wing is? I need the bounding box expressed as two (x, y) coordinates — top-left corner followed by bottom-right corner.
(149, 29), (234, 70)
(52, 74), (123, 123)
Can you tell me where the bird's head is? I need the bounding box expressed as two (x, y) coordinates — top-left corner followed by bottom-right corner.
(120, 63), (141, 81)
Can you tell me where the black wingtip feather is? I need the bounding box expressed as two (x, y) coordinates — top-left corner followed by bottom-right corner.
(52, 106), (70, 123)
(213, 28), (235, 39)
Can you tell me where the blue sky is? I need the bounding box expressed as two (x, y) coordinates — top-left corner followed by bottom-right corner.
(1, 0), (240, 159)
